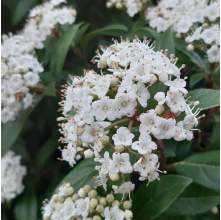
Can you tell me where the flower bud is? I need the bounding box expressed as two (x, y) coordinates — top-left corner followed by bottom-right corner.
(187, 44), (194, 51)
(99, 59), (107, 68)
(84, 149), (94, 158)
(43, 217), (50, 220)
(65, 197), (72, 202)
(57, 117), (65, 121)
(185, 37), (190, 43)
(211, 206), (218, 214)
(93, 216), (102, 220)
(175, 33), (181, 39)
(76, 139), (82, 147)
(22, 67), (29, 73)
(106, 194), (114, 203)
(149, 74), (157, 84)
(174, 111), (181, 117)
(101, 136), (109, 145)
(155, 105), (164, 115)
(106, 2), (112, 8)
(52, 194), (58, 202)
(112, 200), (120, 207)
(77, 127), (85, 135)
(35, 15), (41, 22)
(123, 201), (132, 210)
(65, 186), (74, 196)
(71, 9), (77, 16)
(202, 23), (208, 29)
(72, 193), (79, 201)
(89, 189), (97, 198)
(115, 145), (124, 153)
(116, 2), (122, 9)
(84, 185), (91, 193)
(110, 173), (119, 181)
(89, 207), (95, 214)
(58, 196), (65, 203)
(99, 197), (107, 206)
(20, 86), (29, 94)
(159, 72), (168, 82)
(78, 188), (86, 198)
(124, 210), (133, 218)
(96, 204), (104, 213)
(111, 77), (119, 87)
(90, 198), (98, 208)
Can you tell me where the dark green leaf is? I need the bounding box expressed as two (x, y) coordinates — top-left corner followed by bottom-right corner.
(132, 20), (147, 32)
(73, 23), (91, 46)
(1, 95), (43, 155)
(133, 175), (192, 220)
(155, 28), (175, 55)
(188, 89), (220, 110)
(166, 183), (220, 216)
(36, 137), (58, 169)
(211, 122), (220, 149)
(14, 188), (37, 220)
(165, 147), (176, 158)
(175, 151), (220, 190)
(190, 73), (210, 88)
(50, 23), (84, 77)
(139, 27), (161, 41)
(43, 81), (56, 97)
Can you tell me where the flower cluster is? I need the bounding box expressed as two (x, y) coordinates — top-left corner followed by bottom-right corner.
(1, 0), (77, 123)
(106, 0), (148, 17)
(146, 0), (220, 34)
(1, 151), (27, 203)
(42, 182), (133, 220)
(58, 37), (202, 193)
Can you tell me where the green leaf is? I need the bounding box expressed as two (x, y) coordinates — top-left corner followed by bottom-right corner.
(43, 81), (56, 97)
(139, 27), (161, 41)
(12, 0), (37, 25)
(132, 20), (147, 32)
(14, 188), (37, 220)
(50, 23), (83, 78)
(211, 122), (220, 149)
(133, 175), (192, 220)
(73, 23), (91, 46)
(1, 95), (43, 155)
(36, 137), (58, 169)
(188, 89), (220, 110)
(59, 158), (98, 191)
(79, 24), (128, 47)
(165, 147), (176, 158)
(166, 183), (220, 216)
(175, 151), (220, 190)
(155, 28), (175, 55)
(190, 73), (210, 88)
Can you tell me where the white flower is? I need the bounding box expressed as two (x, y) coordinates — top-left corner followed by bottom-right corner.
(75, 197), (90, 217)
(60, 200), (76, 220)
(201, 29), (215, 44)
(207, 45), (220, 63)
(154, 92), (166, 105)
(57, 182), (71, 196)
(206, 2), (220, 22)
(132, 134), (157, 155)
(23, 71), (40, 87)
(104, 206), (125, 220)
(112, 127), (135, 146)
(23, 93), (34, 109)
(112, 181), (135, 200)
(164, 78), (187, 94)
(133, 82), (150, 107)
(61, 143), (77, 167)
(109, 153), (133, 174)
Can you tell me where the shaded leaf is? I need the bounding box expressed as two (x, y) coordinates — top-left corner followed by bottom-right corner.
(190, 73), (210, 88)
(166, 183), (220, 216)
(133, 175), (192, 220)
(1, 95), (43, 155)
(43, 81), (56, 97)
(188, 89), (220, 110)
(175, 151), (220, 190)
(132, 20), (147, 32)
(211, 122), (220, 149)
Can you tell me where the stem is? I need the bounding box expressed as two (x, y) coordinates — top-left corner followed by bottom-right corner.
(128, 119), (135, 132)
(127, 148), (140, 157)
(166, 162), (180, 170)
(104, 118), (131, 131)
(155, 139), (166, 170)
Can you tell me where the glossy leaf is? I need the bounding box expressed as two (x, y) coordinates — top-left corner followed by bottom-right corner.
(50, 23), (84, 77)
(166, 183), (220, 216)
(14, 189), (37, 220)
(175, 151), (220, 190)
(190, 73), (210, 88)
(1, 95), (43, 155)
(188, 89), (220, 110)
(133, 175), (192, 220)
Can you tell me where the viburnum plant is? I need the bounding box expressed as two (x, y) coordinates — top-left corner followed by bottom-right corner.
(58, 37), (203, 193)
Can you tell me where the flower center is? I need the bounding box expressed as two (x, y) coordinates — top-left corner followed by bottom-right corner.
(121, 101), (127, 107)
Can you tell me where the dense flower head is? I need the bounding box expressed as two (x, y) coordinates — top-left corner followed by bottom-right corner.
(42, 182), (133, 220)
(106, 0), (148, 17)
(1, 0), (77, 123)
(58, 37), (203, 194)
(1, 151), (27, 203)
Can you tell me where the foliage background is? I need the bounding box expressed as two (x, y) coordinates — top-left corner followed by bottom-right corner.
(1, 0), (220, 220)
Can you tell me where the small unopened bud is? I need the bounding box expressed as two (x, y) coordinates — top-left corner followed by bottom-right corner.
(106, 2), (112, 8)
(20, 86), (29, 94)
(115, 145), (124, 153)
(52, 194), (58, 202)
(84, 185), (91, 193)
(211, 206), (218, 214)
(57, 196), (65, 203)
(72, 193), (79, 201)
(96, 204), (104, 213)
(112, 200), (120, 207)
(149, 74), (157, 84)
(89, 189), (97, 198)
(84, 149), (94, 158)
(65, 197), (72, 202)
(90, 198), (98, 208)
(187, 44), (194, 51)
(159, 72), (168, 82)
(66, 186), (74, 196)
(43, 217), (50, 220)
(185, 37), (190, 43)
(106, 194), (114, 203)
(78, 188), (86, 198)
(194, 101), (200, 106)
(22, 67), (29, 73)
(99, 197), (107, 206)
(99, 59), (107, 68)
(116, 2), (122, 9)
(124, 210), (133, 218)
(71, 9), (77, 16)
(76, 139), (82, 147)
(174, 111), (181, 117)
(202, 23), (208, 29)
(89, 207), (95, 214)
(123, 201), (132, 210)
(77, 127), (85, 135)
(14, 68), (19, 73)
(57, 117), (65, 121)
(35, 15), (41, 22)
(175, 33), (181, 39)
(93, 216), (102, 220)
(110, 173), (119, 181)
(155, 105), (164, 115)
(101, 136), (109, 145)
(111, 77), (119, 87)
